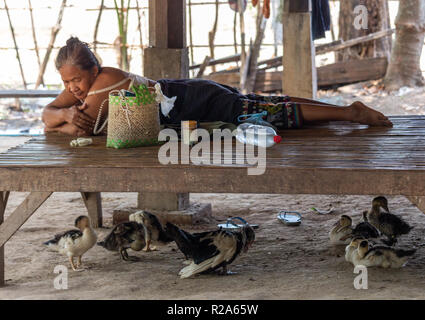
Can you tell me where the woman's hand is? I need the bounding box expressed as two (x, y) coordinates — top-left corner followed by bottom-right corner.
(64, 102), (95, 132)
(44, 122), (91, 137)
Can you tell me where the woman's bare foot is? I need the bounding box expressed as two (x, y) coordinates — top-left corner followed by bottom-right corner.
(349, 101), (393, 127)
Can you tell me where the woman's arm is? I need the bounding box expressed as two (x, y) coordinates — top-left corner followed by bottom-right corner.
(42, 90), (95, 132)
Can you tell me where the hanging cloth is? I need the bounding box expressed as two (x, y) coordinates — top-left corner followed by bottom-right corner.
(311, 0), (331, 40)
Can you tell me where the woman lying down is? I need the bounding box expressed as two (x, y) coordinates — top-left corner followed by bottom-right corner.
(42, 37), (393, 137)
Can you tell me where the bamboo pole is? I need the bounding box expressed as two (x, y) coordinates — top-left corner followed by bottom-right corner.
(233, 10), (239, 67)
(4, 0), (27, 89)
(237, 0), (246, 90)
(28, 0), (43, 87)
(93, 0), (105, 53)
(113, 0), (130, 71)
(196, 56), (212, 78)
(188, 0), (194, 74)
(35, 0), (67, 89)
(208, 0), (219, 73)
(245, 3), (267, 93)
(135, 0), (144, 68)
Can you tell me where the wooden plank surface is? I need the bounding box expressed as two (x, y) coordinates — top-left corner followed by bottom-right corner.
(0, 117), (424, 195)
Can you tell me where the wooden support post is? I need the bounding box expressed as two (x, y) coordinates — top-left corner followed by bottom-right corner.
(144, 0), (188, 80)
(0, 191), (10, 287)
(406, 196), (425, 215)
(142, 0), (194, 214)
(282, 0), (317, 99)
(81, 192), (103, 228)
(0, 191), (51, 286)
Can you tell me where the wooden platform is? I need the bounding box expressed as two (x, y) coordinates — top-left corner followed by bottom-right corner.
(0, 115), (425, 285)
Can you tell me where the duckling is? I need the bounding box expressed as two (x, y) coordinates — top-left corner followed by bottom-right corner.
(352, 239), (416, 268)
(350, 211), (380, 240)
(345, 237), (366, 263)
(130, 211), (173, 252)
(44, 216), (97, 271)
(366, 196), (413, 246)
(165, 221), (255, 278)
(97, 221), (145, 261)
(329, 215), (353, 245)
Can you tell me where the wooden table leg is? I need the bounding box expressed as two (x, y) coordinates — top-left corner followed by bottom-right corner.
(0, 191), (51, 287)
(406, 196), (425, 215)
(0, 191), (10, 287)
(81, 192), (102, 228)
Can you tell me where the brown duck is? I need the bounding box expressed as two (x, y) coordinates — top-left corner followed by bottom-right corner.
(366, 196), (413, 246)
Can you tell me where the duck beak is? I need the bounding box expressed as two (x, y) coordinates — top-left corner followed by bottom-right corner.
(382, 204), (389, 212)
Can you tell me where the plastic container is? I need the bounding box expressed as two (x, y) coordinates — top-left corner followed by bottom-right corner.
(237, 111), (277, 131)
(236, 122), (282, 148)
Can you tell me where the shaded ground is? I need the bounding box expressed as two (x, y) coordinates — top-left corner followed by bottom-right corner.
(0, 171), (424, 299)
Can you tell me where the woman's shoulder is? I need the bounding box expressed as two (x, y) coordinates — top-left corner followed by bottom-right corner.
(91, 67), (129, 90)
(88, 67), (155, 95)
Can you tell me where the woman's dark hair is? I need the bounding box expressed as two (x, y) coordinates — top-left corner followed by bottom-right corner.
(55, 37), (102, 71)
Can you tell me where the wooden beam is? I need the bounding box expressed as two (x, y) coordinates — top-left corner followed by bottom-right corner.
(0, 191), (10, 287)
(205, 57), (388, 92)
(319, 29), (395, 55)
(189, 29), (394, 72)
(0, 192), (52, 248)
(196, 56), (212, 78)
(81, 192), (103, 228)
(317, 57), (388, 87)
(190, 54), (241, 70)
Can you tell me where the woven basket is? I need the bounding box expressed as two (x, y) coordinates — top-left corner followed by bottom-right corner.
(106, 90), (161, 149)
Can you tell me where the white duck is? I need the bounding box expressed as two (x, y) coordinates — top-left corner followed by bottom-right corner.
(44, 216), (97, 271)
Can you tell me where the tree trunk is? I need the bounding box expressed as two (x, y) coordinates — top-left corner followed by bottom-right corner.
(384, 0), (425, 90)
(338, 0), (391, 62)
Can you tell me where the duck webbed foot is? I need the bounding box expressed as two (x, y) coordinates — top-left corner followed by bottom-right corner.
(217, 266), (237, 276)
(120, 248), (140, 261)
(76, 256), (82, 268)
(142, 240), (157, 252)
(69, 256), (85, 271)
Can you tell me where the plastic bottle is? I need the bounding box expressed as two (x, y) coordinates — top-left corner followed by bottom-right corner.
(235, 123), (282, 148)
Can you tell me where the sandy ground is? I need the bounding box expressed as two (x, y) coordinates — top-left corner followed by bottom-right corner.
(0, 137), (424, 300)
